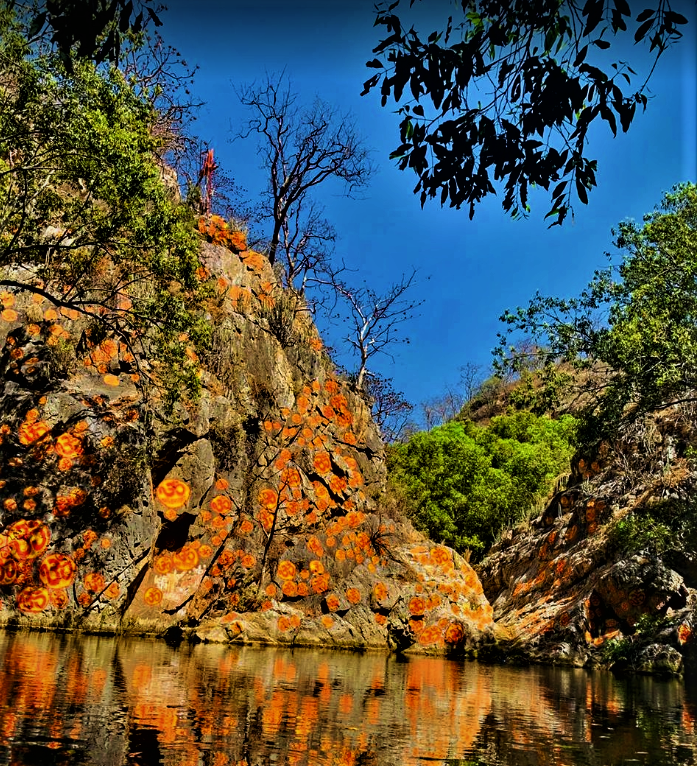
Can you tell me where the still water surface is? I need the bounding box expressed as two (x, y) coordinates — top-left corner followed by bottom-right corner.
(0, 630), (695, 766)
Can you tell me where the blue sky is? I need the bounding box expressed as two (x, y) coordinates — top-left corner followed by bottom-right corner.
(162, 0), (697, 417)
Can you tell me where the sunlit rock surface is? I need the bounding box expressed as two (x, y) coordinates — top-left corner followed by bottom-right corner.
(478, 430), (697, 671)
(0, 230), (493, 653)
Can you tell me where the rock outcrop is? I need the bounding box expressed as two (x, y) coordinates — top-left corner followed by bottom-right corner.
(478, 416), (697, 672)
(0, 220), (494, 654)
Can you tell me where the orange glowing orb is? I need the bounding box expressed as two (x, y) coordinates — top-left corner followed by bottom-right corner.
(156, 478), (191, 510)
(143, 587), (163, 606)
(50, 589), (69, 609)
(210, 495), (233, 515)
(39, 554), (77, 589)
(55, 432), (83, 458)
(83, 572), (105, 592)
(0, 559), (18, 585)
(16, 586), (50, 613)
(172, 546), (199, 572)
(18, 420), (50, 445)
(7, 520), (50, 560)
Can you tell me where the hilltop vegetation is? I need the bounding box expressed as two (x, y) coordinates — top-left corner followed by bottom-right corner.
(387, 411), (577, 559)
(0, 5), (208, 408)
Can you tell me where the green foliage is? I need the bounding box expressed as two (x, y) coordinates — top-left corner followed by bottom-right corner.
(23, 0), (162, 72)
(387, 411), (577, 558)
(612, 497), (694, 556)
(612, 514), (674, 556)
(497, 183), (697, 436)
(363, 1), (686, 222)
(600, 635), (632, 665)
(0, 8), (208, 406)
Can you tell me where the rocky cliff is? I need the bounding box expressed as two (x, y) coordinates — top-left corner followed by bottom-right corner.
(0, 218), (494, 653)
(478, 411), (697, 673)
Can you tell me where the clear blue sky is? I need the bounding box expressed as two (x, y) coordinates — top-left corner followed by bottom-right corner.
(162, 0), (697, 416)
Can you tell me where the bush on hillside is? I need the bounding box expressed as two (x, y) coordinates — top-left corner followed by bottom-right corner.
(387, 411), (577, 559)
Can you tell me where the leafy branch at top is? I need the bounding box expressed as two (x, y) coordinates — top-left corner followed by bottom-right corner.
(363, 0), (687, 224)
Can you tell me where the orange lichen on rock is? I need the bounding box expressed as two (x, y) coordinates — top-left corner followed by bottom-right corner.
(143, 587), (163, 606)
(105, 582), (120, 600)
(325, 593), (341, 612)
(16, 586), (50, 613)
(173, 546), (200, 572)
(39, 554), (77, 589)
(83, 572), (105, 593)
(444, 622), (465, 644)
(373, 582), (388, 604)
(307, 536), (324, 558)
(418, 624), (443, 646)
(346, 588), (361, 605)
(241, 251), (264, 271)
(408, 596), (426, 616)
(281, 467), (302, 488)
(313, 452), (332, 474)
(258, 488), (278, 509)
(55, 432), (83, 459)
(18, 419), (50, 445)
(282, 580), (298, 598)
(156, 478), (191, 510)
(311, 573), (330, 594)
(210, 495), (233, 515)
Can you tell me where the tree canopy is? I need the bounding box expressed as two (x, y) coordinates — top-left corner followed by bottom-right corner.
(0, 5), (207, 406)
(17, 0), (163, 70)
(388, 411), (577, 557)
(496, 183), (697, 432)
(363, 0), (687, 224)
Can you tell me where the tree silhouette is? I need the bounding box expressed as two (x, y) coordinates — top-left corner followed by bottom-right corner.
(363, 0), (688, 224)
(236, 75), (373, 268)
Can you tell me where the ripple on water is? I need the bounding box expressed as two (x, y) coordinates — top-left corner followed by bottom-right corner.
(0, 631), (694, 765)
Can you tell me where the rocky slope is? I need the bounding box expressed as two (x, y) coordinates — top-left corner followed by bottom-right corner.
(0, 219), (493, 654)
(478, 411), (697, 673)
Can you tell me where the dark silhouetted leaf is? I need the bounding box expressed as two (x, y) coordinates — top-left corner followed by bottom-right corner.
(635, 17), (654, 41)
(635, 8), (655, 22)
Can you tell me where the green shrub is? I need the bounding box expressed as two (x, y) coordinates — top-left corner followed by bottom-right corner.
(387, 411), (577, 559)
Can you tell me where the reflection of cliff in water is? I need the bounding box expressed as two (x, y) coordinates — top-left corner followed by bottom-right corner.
(0, 632), (695, 766)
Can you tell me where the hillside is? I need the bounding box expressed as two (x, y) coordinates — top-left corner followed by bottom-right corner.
(0, 220), (495, 654)
(478, 403), (697, 673)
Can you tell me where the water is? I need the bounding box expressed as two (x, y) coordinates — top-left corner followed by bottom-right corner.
(0, 631), (695, 766)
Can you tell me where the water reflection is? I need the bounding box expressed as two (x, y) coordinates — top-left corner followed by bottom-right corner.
(0, 631), (694, 766)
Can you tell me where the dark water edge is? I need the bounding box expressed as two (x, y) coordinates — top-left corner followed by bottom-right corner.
(0, 629), (695, 766)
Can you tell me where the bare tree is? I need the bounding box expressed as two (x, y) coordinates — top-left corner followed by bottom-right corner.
(459, 362), (485, 404)
(119, 21), (202, 162)
(322, 270), (422, 390)
(277, 197), (336, 291)
(236, 74), (374, 268)
(421, 386), (465, 429)
(363, 374), (414, 443)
